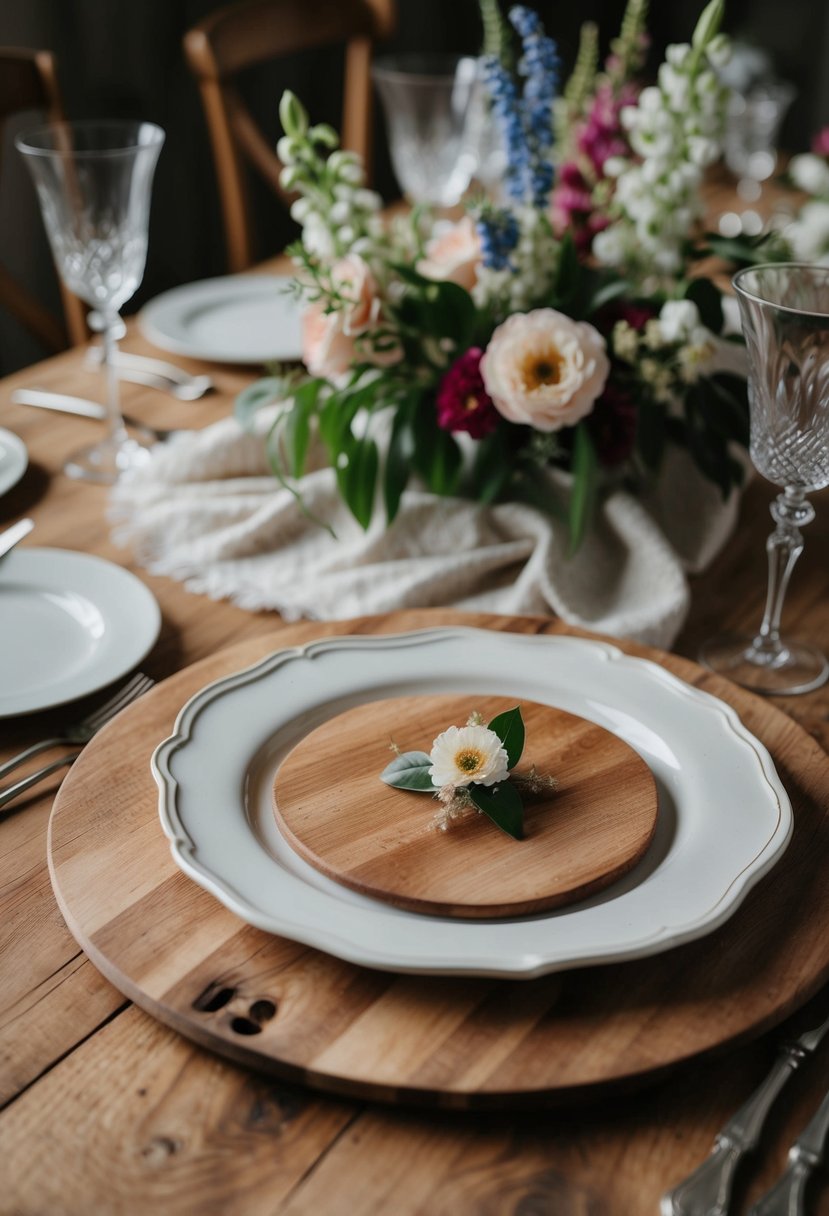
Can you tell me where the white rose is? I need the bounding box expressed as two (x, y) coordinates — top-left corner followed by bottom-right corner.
(481, 309), (610, 432)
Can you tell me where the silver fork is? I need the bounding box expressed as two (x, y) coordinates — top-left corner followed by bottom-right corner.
(0, 672), (154, 782)
(84, 347), (214, 400)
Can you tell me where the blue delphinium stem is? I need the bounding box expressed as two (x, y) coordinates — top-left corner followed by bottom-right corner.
(480, 4), (560, 215)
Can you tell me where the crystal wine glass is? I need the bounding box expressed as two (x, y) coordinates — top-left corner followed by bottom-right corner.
(372, 55), (481, 208)
(16, 120), (165, 483)
(700, 263), (829, 694)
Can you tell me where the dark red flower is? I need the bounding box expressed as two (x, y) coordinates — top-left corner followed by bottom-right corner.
(436, 347), (499, 438)
(811, 126), (829, 157)
(588, 379), (638, 467)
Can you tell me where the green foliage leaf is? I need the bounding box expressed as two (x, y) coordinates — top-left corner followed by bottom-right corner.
(636, 397), (668, 472)
(380, 751), (434, 791)
(684, 277), (724, 334)
(487, 706), (524, 768)
(701, 232), (768, 267)
(336, 434), (379, 529)
(468, 781), (524, 840)
(464, 428), (511, 504)
(235, 376), (285, 430)
(568, 423), (599, 557)
(551, 231), (579, 311)
(383, 402), (414, 524)
(283, 378), (323, 478)
(412, 396), (462, 495)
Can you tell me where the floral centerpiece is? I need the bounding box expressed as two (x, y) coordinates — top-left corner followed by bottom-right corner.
(239, 0), (757, 553)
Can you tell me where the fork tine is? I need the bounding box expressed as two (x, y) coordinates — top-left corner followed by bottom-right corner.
(83, 673), (153, 729)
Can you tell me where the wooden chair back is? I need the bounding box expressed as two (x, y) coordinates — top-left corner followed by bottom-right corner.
(184, 0), (396, 272)
(0, 48), (87, 348)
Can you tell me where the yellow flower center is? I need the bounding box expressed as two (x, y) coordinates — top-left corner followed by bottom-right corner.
(455, 748), (484, 774)
(464, 393), (480, 412)
(521, 347), (563, 390)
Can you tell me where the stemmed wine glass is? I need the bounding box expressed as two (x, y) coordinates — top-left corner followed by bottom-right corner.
(700, 263), (829, 695)
(372, 55), (481, 208)
(16, 120), (165, 483)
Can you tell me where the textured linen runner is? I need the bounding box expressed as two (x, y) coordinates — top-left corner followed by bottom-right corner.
(110, 407), (742, 648)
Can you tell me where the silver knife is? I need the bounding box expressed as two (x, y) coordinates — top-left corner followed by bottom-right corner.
(12, 388), (105, 421)
(0, 517), (34, 560)
(661, 1007), (829, 1216)
(748, 1087), (829, 1215)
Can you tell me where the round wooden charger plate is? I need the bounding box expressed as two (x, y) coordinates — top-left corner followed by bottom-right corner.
(273, 694), (658, 918)
(48, 611), (829, 1110)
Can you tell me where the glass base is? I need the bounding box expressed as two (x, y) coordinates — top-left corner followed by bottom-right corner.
(63, 434), (154, 484)
(699, 633), (829, 696)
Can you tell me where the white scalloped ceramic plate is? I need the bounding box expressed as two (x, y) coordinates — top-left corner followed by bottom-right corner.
(153, 628), (791, 979)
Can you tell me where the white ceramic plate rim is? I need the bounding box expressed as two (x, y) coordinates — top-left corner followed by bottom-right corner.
(138, 274), (302, 364)
(0, 427), (28, 497)
(153, 628), (792, 979)
(0, 548), (160, 716)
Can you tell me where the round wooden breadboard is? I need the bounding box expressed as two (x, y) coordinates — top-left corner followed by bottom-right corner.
(273, 694), (658, 918)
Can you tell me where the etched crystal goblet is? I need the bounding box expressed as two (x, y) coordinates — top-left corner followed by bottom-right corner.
(17, 120), (165, 483)
(700, 263), (829, 694)
(372, 55), (480, 207)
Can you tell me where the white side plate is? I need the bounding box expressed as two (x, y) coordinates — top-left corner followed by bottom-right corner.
(0, 428), (28, 497)
(0, 549), (160, 716)
(153, 628), (792, 979)
(139, 274), (303, 364)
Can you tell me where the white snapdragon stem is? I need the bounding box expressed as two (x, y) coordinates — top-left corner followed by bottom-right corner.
(594, 11), (731, 289)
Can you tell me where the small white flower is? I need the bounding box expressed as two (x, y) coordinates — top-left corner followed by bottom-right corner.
(659, 299), (701, 344)
(429, 724), (509, 789)
(789, 153), (829, 198)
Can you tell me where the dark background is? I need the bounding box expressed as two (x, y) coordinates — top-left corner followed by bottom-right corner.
(1, 0), (827, 375)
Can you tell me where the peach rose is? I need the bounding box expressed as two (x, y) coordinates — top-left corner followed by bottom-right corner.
(302, 255), (399, 378)
(481, 309), (610, 431)
(418, 217), (481, 292)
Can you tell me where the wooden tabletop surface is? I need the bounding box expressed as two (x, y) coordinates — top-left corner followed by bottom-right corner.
(1, 279), (828, 1214)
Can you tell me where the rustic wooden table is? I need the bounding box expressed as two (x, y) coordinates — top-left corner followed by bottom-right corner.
(0, 312), (828, 1214)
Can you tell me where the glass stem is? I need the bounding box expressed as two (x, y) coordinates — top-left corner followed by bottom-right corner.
(101, 310), (129, 447)
(750, 487), (815, 663)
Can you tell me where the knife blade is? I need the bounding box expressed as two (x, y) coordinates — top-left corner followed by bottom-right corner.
(11, 388), (106, 421)
(0, 517), (34, 560)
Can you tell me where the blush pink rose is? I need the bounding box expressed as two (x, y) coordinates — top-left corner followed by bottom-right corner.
(302, 254), (400, 377)
(418, 217), (481, 291)
(481, 309), (610, 432)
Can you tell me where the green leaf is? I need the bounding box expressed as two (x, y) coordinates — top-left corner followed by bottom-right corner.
(283, 378), (323, 478)
(235, 376), (285, 430)
(412, 397), (462, 495)
(487, 706), (524, 768)
(336, 433), (379, 529)
(380, 751), (434, 791)
(568, 423), (599, 557)
(468, 781), (524, 840)
(465, 428), (511, 504)
(552, 231), (579, 309)
(684, 278), (724, 335)
(383, 402), (414, 524)
(635, 397), (668, 472)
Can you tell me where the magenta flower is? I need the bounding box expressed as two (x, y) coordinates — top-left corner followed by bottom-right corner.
(811, 127), (829, 158)
(436, 348), (499, 438)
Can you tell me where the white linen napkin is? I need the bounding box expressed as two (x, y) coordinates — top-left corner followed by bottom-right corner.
(110, 407), (741, 649)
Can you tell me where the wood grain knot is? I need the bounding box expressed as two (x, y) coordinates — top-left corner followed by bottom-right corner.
(191, 982), (236, 1012)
